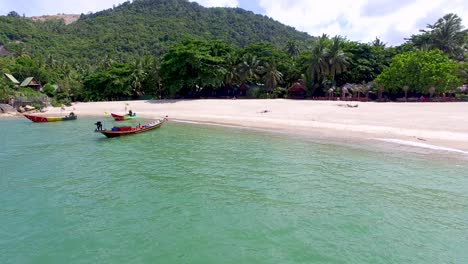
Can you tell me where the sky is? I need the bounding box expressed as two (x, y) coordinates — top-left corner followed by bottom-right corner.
(0, 0), (467, 45)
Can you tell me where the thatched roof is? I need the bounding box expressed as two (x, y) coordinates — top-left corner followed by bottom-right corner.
(288, 82), (306, 92)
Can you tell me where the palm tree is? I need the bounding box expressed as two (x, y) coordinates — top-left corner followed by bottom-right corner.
(327, 36), (349, 87)
(371, 37), (386, 49)
(285, 40), (301, 58)
(309, 34), (329, 82)
(421, 13), (467, 60)
(236, 55), (261, 85)
(223, 55), (239, 87)
(261, 62), (283, 90)
(130, 58), (147, 96)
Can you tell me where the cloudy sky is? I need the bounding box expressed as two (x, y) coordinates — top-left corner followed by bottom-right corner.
(0, 0), (466, 45)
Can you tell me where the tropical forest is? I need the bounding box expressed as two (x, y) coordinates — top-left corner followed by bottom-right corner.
(0, 0), (467, 106)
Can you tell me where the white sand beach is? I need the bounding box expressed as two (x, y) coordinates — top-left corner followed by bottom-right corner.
(14, 99), (468, 152)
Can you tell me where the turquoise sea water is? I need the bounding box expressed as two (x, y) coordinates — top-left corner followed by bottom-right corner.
(1, 118), (467, 264)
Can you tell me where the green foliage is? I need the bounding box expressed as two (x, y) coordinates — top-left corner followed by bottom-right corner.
(0, 0), (311, 65)
(272, 87), (287, 98)
(160, 39), (232, 97)
(455, 94), (468, 101)
(0, 77), (14, 102)
(14, 87), (43, 98)
(31, 102), (43, 110)
(51, 97), (72, 107)
(376, 50), (462, 95)
(7, 11), (20, 18)
(246, 86), (266, 99)
(82, 64), (134, 101)
(43, 83), (55, 97)
(336, 41), (392, 86)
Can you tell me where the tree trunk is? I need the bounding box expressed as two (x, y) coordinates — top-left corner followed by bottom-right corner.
(404, 90), (407, 102)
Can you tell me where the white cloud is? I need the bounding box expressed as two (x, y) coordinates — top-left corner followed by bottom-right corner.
(258, 0), (468, 45)
(190, 0), (239, 8)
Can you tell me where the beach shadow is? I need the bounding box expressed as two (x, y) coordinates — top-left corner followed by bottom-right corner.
(145, 99), (185, 104)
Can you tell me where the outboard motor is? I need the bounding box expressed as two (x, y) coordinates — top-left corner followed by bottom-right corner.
(95, 121), (103, 131)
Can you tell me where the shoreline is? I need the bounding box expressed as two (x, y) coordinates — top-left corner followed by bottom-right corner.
(3, 99), (468, 155)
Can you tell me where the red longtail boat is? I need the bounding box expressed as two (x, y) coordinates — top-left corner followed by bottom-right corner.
(95, 119), (166, 138)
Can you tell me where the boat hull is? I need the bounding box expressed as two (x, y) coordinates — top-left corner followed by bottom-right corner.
(111, 113), (137, 121)
(24, 114), (77, 123)
(97, 120), (165, 138)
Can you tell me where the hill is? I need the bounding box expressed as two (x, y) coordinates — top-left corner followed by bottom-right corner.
(0, 0), (312, 63)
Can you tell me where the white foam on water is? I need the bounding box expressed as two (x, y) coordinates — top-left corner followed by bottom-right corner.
(172, 119), (247, 129)
(375, 138), (468, 155)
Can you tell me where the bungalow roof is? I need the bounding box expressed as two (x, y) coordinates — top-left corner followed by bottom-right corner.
(288, 82), (306, 92)
(4, 73), (19, 84)
(20, 77), (35, 87)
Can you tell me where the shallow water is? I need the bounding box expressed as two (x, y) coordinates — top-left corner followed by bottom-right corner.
(1, 118), (467, 263)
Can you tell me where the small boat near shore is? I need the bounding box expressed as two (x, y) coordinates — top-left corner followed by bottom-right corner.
(24, 113), (77, 123)
(111, 112), (137, 121)
(95, 119), (166, 138)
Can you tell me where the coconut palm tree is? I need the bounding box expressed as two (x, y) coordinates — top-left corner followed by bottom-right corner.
(371, 37), (386, 49)
(309, 34), (329, 82)
(237, 55), (261, 85)
(285, 40), (301, 58)
(130, 58), (146, 96)
(261, 62), (283, 90)
(327, 36), (349, 87)
(223, 55), (239, 87)
(421, 13), (467, 60)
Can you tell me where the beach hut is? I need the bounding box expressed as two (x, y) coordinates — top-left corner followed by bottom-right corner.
(3, 73), (20, 86)
(288, 82), (307, 99)
(20, 77), (42, 91)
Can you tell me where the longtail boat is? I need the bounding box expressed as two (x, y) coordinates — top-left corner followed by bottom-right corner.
(111, 113), (138, 121)
(24, 113), (77, 123)
(95, 119), (166, 138)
